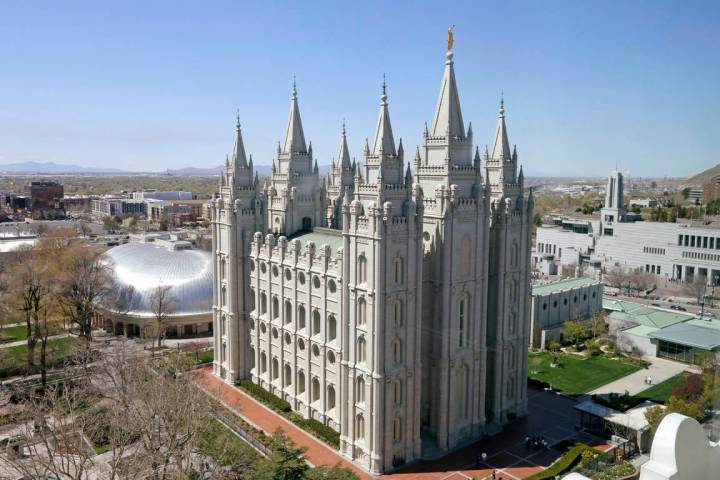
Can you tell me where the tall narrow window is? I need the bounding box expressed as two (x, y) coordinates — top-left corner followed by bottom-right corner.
(393, 417), (402, 443)
(357, 336), (366, 363)
(312, 310), (321, 336)
(312, 378), (320, 402)
(272, 358), (279, 380)
(394, 257), (404, 284)
(356, 376), (365, 403)
(285, 301), (292, 324)
(298, 305), (306, 329)
(327, 315), (337, 341)
(284, 364), (292, 386)
(249, 289), (255, 311)
(358, 255), (367, 284)
(458, 294), (469, 347)
(355, 415), (365, 440)
(393, 378), (402, 405)
(272, 297), (279, 319)
(260, 353), (267, 373)
(297, 371), (305, 393)
(394, 300), (403, 327)
(327, 385), (336, 409)
(393, 338), (402, 364)
(260, 293), (267, 315)
(357, 297), (367, 325)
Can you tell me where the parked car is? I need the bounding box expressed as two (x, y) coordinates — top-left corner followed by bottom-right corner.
(670, 305), (687, 311)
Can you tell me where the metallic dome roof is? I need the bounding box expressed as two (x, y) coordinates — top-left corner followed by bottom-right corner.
(104, 242), (213, 318)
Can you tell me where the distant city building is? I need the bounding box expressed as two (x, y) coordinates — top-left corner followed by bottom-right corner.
(132, 190), (193, 201)
(530, 277), (603, 348)
(629, 198), (657, 209)
(212, 47), (533, 474)
(703, 174), (720, 204)
(146, 198), (206, 226)
(24, 181), (64, 219)
(535, 170), (720, 285)
(62, 195), (95, 213)
(687, 188), (704, 203)
(91, 197), (147, 219)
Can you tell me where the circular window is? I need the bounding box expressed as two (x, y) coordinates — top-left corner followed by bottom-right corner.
(298, 339), (305, 350)
(313, 276), (321, 289)
(328, 279), (336, 293)
(563, 298), (568, 305)
(312, 344), (320, 357)
(553, 300), (558, 308)
(542, 303), (547, 311)
(284, 333), (291, 345)
(272, 265), (279, 277)
(327, 351), (335, 364)
(260, 323), (267, 334)
(260, 262), (267, 274)
(423, 231), (430, 241)
(272, 327), (278, 339)
(298, 272), (306, 284)
(285, 269), (292, 281)
(250, 319), (255, 330)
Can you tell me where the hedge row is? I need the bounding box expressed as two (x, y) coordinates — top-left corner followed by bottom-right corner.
(525, 443), (595, 480)
(238, 380), (292, 412)
(237, 380), (340, 449)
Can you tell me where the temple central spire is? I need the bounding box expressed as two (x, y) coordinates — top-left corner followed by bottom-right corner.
(231, 112), (248, 168)
(431, 50), (465, 138)
(372, 76), (396, 156)
(490, 97), (511, 160)
(283, 80), (307, 155)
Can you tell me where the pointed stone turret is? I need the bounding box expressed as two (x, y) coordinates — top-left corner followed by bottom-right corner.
(282, 81), (307, 155)
(231, 113), (249, 168)
(473, 146), (481, 169)
(431, 50), (465, 138)
(372, 79), (396, 156)
(490, 97), (511, 161)
(338, 122), (351, 169)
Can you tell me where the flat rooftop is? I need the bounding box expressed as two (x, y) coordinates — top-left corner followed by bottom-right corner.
(603, 299), (694, 329)
(648, 321), (720, 351)
(532, 277), (599, 296)
(289, 228), (343, 257)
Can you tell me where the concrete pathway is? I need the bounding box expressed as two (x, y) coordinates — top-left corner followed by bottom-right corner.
(590, 357), (695, 396)
(0, 332), (71, 349)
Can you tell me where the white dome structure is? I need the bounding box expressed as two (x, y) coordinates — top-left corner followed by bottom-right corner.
(98, 240), (214, 338)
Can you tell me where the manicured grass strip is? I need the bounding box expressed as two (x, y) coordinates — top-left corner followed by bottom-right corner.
(634, 372), (689, 404)
(237, 380), (340, 449)
(528, 353), (641, 396)
(525, 444), (599, 480)
(0, 337), (82, 379)
(0, 325), (29, 342)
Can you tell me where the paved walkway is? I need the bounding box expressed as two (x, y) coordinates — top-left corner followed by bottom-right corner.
(193, 368), (612, 480)
(0, 332), (71, 349)
(590, 356), (695, 396)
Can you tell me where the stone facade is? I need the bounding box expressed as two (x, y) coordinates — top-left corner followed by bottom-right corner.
(211, 48), (533, 475)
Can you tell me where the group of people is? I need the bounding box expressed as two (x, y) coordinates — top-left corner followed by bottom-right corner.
(525, 435), (548, 451)
(644, 376), (653, 385)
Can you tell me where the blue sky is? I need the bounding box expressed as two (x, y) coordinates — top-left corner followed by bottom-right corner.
(1, 0), (718, 177)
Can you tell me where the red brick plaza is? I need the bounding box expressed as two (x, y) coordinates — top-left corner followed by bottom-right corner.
(194, 368), (609, 480)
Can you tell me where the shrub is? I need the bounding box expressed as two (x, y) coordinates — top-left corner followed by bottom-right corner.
(525, 444), (596, 480)
(237, 380), (291, 412)
(592, 392), (643, 412)
(296, 418), (340, 448)
(669, 374), (704, 403)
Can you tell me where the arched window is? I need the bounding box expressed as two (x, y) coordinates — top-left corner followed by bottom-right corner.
(221, 286), (227, 307)
(272, 358), (279, 380)
(357, 297), (367, 325)
(355, 414), (365, 440)
(272, 297), (279, 319)
(220, 258), (227, 280)
(298, 305), (306, 329)
(356, 376), (365, 403)
(327, 385), (336, 410)
(312, 310), (321, 336)
(458, 293), (469, 347)
(393, 417), (402, 443)
(356, 336), (366, 364)
(358, 255), (367, 284)
(393, 300), (403, 327)
(327, 315), (337, 341)
(311, 378), (320, 402)
(393, 378), (402, 405)
(260, 352), (267, 373)
(394, 257), (404, 284)
(393, 338), (402, 364)
(284, 364), (292, 386)
(249, 347), (255, 368)
(249, 289), (255, 311)
(221, 315), (227, 336)
(460, 235), (471, 275)
(260, 293), (267, 315)
(297, 371), (306, 394)
(285, 301), (292, 324)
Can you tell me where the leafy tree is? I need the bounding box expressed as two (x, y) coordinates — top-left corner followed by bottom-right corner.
(253, 429), (310, 480)
(669, 375), (704, 403)
(645, 395), (703, 433)
(562, 320), (586, 349)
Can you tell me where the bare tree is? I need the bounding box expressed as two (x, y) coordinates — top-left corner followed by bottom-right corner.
(604, 266), (627, 292)
(684, 274), (707, 305)
(56, 243), (113, 342)
(149, 285), (177, 352)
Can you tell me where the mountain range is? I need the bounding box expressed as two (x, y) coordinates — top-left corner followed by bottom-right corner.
(0, 161), (125, 174)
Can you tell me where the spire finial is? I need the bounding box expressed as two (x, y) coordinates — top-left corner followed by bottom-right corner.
(382, 73), (387, 96)
(447, 25), (454, 52)
(292, 74), (297, 99)
(236, 108), (240, 129)
(499, 91), (505, 118)
(342, 117), (346, 136)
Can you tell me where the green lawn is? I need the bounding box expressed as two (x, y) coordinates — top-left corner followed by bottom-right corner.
(634, 372), (689, 404)
(528, 353), (642, 396)
(0, 336), (82, 378)
(0, 325), (28, 342)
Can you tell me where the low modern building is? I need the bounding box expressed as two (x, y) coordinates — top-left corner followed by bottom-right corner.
(704, 175), (720, 204)
(575, 398), (657, 453)
(629, 198), (657, 209)
(530, 277), (604, 348)
(605, 299), (720, 363)
(91, 197), (147, 219)
(98, 239), (213, 338)
(536, 170), (720, 284)
(132, 190), (193, 201)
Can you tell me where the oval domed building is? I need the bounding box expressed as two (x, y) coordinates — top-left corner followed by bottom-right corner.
(98, 239), (214, 338)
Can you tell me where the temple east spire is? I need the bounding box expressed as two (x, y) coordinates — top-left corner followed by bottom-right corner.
(338, 121), (351, 169)
(431, 49), (464, 138)
(283, 80), (307, 155)
(231, 112), (248, 168)
(372, 77), (396, 156)
(490, 96), (511, 161)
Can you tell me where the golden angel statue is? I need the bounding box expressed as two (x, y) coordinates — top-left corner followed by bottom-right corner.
(447, 26), (454, 51)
